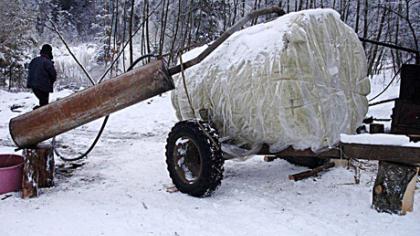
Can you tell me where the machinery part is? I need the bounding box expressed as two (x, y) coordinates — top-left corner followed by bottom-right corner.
(391, 100), (420, 135)
(398, 64), (420, 105)
(391, 64), (420, 135)
(283, 156), (328, 169)
(9, 60), (174, 148)
(166, 120), (224, 197)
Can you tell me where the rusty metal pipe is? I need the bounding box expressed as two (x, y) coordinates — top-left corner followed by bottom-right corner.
(9, 60), (174, 148)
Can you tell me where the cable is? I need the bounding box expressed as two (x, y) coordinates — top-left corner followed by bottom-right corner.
(368, 57), (414, 102)
(368, 67), (401, 102)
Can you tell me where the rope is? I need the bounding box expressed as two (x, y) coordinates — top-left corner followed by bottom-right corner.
(178, 53), (195, 115)
(178, 53), (222, 149)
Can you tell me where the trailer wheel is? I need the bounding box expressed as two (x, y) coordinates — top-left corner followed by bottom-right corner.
(166, 120), (224, 197)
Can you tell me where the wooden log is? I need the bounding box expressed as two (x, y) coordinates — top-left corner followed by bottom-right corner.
(288, 162), (335, 181)
(21, 143), (54, 199)
(372, 161), (419, 215)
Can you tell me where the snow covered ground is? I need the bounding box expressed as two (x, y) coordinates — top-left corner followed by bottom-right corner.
(0, 72), (419, 235)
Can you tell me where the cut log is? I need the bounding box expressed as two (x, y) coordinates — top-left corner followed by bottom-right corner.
(21, 143), (55, 199)
(372, 161), (418, 215)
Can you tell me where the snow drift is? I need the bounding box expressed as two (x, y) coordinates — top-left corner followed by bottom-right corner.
(171, 9), (370, 154)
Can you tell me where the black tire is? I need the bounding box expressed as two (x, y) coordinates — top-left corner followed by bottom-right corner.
(165, 120), (224, 197)
(284, 156), (327, 169)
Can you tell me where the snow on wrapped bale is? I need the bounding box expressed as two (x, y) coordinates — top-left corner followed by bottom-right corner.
(171, 9), (370, 154)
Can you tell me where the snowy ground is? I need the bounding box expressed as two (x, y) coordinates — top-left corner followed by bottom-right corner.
(0, 73), (419, 235)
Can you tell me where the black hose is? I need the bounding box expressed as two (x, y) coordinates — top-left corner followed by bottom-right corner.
(54, 115), (109, 161)
(127, 54), (157, 71)
(55, 54), (157, 161)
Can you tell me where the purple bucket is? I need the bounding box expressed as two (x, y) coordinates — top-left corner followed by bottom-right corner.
(0, 154), (24, 194)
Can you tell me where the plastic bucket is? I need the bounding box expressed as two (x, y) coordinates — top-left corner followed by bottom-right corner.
(0, 154), (24, 194)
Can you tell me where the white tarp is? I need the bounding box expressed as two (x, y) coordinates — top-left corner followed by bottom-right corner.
(171, 9), (370, 154)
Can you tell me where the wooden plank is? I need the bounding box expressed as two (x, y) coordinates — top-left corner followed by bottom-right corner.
(288, 162), (335, 181)
(261, 142), (420, 165)
(340, 143), (420, 165)
(259, 146), (340, 158)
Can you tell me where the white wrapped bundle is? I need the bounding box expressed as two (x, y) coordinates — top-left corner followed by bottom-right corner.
(171, 9), (370, 153)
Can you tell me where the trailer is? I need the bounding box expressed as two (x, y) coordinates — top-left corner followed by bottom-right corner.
(7, 6), (420, 214)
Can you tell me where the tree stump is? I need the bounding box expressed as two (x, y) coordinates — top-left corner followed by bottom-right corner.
(21, 143), (55, 199)
(372, 161), (418, 215)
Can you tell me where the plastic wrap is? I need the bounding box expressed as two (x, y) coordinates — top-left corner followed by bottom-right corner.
(171, 9), (370, 154)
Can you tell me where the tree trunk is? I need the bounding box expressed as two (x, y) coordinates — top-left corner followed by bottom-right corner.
(354, 0), (360, 33)
(158, 0), (170, 56)
(362, 0), (368, 48)
(129, 0), (135, 66)
(372, 161), (418, 215)
(169, 0), (182, 65)
(121, 0), (127, 72)
(145, 0), (151, 57)
(367, 2), (387, 75)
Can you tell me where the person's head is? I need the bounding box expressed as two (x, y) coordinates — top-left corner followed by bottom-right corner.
(40, 44), (53, 60)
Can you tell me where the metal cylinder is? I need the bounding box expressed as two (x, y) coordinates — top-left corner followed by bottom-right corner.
(10, 60), (174, 148)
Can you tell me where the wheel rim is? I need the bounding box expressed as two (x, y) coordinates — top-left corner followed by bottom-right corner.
(173, 137), (202, 184)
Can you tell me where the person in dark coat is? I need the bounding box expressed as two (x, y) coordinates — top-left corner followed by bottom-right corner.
(27, 44), (57, 108)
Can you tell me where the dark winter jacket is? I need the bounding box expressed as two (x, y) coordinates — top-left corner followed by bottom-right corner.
(27, 55), (57, 92)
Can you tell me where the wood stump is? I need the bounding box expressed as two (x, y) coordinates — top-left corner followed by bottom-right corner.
(21, 143), (55, 199)
(372, 161), (418, 215)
